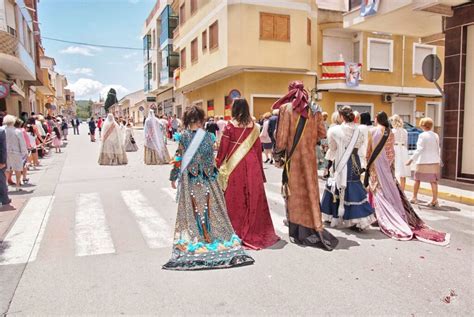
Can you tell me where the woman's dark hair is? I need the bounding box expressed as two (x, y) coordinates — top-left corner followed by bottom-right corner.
(182, 105), (205, 128)
(338, 106), (355, 123)
(360, 112), (372, 126)
(53, 126), (61, 138)
(231, 98), (252, 126)
(27, 117), (36, 125)
(376, 111), (390, 129)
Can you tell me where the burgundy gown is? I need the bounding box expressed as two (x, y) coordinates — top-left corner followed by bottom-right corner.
(216, 123), (280, 250)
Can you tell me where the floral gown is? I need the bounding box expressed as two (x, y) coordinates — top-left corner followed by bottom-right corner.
(163, 130), (254, 270)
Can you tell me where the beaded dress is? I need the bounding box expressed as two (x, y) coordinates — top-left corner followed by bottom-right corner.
(163, 129), (254, 270)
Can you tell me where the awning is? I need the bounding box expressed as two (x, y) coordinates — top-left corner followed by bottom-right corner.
(10, 83), (26, 98)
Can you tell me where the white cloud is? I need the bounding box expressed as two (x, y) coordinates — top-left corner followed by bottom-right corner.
(66, 67), (94, 76)
(124, 52), (138, 59)
(67, 78), (129, 100)
(60, 46), (102, 56)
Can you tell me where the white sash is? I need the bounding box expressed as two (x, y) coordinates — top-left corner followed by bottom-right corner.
(327, 127), (360, 220)
(176, 129), (206, 201)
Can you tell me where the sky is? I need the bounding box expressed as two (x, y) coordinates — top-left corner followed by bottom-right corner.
(38, 0), (156, 101)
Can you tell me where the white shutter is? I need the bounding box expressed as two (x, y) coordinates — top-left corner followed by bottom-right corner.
(414, 45), (435, 75)
(5, 0), (16, 31)
(369, 40), (391, 71)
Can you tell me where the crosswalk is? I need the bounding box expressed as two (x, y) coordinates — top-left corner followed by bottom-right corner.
(0, 185), (469, 266)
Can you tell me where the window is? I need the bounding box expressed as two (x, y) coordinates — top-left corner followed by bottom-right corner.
(336, 103), (373, 118)
(413, 43), (436, 75)
(349, 0), (362, 11)
(180, 48), (186, 69)
(322, 33), (353, 62)
(179, 3), (185, 25)
(260, 12), (290, 42)
(191, 38), (198, 63)
(191, 0), (198, 15)
(209, 21), (219, 50)
(367, 38), (393, 72)
(307, 18), (311, 45)
(202, 30), (208, 52)
(153, 62), (157, 80)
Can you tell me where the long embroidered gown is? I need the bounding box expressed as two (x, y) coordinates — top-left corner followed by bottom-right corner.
(216, 122), (280, 250)
(144, 110), (170, 165)
(367, 126), (450, 245)
(321, 122), (375, 229)
(275, 102), (338, 250)
(124, 127), (138, 152)
(98, 115), (128, 165)
(163, 130), (255, 270)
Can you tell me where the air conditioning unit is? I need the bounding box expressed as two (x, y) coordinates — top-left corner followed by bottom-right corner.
(382, 94), (395, 103)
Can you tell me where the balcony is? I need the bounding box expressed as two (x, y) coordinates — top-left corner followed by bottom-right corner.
(343, 0), (468, 37)
(0, 30), (35, 80)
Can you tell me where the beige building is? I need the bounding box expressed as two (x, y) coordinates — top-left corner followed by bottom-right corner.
(118, 89), (145, 124)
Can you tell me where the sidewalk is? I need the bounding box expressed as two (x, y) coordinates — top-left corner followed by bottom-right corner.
(405, 178), (474, 205)
(317, 170), (474, 206)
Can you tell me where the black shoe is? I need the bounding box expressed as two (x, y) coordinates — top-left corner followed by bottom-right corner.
(318, 231), (335, 251)
(2, 198), (12, 205)
(270, 159), (274, 164)
(264, 158), (270, 163)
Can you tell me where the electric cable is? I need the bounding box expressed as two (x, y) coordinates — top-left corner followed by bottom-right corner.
(42, 36), (157, 51)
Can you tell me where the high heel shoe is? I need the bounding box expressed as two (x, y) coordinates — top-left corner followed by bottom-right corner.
(428, 201), (439, 208)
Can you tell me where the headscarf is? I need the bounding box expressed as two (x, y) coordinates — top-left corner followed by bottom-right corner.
(272, 81), (309, 118)
(99, 114), (126, 155)
(144, 110), (167, 161)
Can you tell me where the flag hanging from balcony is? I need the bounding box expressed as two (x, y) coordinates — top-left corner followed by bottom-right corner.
(360, 0), (380, 17)
(345, 63), (361, 87)
(321, 62), (346, 79)
(207, 100), (215, 117)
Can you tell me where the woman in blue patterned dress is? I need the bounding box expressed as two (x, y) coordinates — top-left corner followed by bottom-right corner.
(163, 106), (254, 270)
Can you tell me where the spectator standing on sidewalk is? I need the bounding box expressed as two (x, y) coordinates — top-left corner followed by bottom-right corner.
(97, 117), (103, 139)
(3, 115), (28, 192)
(171, 114), (179, 136)
(0, 119), (11, 205)
(71, 118), (77, 135)
(406, 117), (441, 207)
(61, 119), (69, 141)
(89, 117), (97, 142)
(391, 114), (411, 191)
(75, 118), (80, 135)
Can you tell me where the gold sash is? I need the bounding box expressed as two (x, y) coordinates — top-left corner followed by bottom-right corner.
(218, 125), (260, 191)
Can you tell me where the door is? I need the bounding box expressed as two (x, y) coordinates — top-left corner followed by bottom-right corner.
(426, 102), (441, 134)
(392, 99), (415, 124)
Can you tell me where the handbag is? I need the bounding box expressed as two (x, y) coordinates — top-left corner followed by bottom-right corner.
(130, 137), (136, 144)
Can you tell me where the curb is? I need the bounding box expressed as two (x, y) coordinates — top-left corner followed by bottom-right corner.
(404, 183), (474, 206)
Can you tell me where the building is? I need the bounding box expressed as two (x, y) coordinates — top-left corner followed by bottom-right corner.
(171, 0), (319, 120)
(342, 0), (473, 182)
(118, 89), (145, 124)
(0, 0), (37, 116)
(142, 0), (182, 116)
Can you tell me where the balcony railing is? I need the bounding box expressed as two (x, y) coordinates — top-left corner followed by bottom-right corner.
(320, 61), (362, 80)
(0, 30), (35, 80)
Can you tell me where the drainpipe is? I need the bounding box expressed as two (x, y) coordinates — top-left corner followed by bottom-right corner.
(401, 35), (406, 89)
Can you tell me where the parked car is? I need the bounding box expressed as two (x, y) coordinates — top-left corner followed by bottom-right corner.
(404, 122), (422, 151)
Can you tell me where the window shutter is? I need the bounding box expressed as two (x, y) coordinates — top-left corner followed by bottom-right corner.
(370, 41), (391, 71)
(274, 15), (290, 41)
(191, 38), (198, 62)
(414, 46), (434, 74)
(202, 30), (208, 51)
(307, 18), (311, 45)
(180, 48), (186, 69)
(179, 4), (185, 25)
(260, 13), (274, 40)
(210, 21), (218, 49)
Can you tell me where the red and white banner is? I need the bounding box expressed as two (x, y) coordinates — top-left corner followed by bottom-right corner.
(321, 62), (346, 79)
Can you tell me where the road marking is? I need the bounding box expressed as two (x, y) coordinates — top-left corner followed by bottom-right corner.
(75, 193), (115, 257)
(262, 189), (288, 235)
(121, 190), (173, 249)
(0, 196), (54, 265)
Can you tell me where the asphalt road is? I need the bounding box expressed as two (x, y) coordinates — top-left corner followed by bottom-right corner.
(0, 125), (473, 316)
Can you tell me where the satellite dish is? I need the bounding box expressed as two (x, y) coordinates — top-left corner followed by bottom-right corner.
(422, 54), (442, 83)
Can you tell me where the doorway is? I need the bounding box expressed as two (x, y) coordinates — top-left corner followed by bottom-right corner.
(392, 98), (415, 124)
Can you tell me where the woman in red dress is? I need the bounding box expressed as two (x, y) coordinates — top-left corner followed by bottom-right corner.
(216, 99), (280, 250)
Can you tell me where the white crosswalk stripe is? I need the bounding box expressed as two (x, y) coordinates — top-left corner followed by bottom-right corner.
(121, 190), (173, 249)
(0, 196), (54, 266)
(75, 193), (115, 257)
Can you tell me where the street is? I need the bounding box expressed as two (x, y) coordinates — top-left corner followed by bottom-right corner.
(0, 125), (473, 316)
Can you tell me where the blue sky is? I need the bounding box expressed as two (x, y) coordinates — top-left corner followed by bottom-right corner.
(38, 0), (156, 101)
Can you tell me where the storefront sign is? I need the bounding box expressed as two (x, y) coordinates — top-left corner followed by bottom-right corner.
(360, 0), (380, 17)
(0, 82), (10, 99)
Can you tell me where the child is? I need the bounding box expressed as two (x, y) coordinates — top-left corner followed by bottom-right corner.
(52, 126), (62, 153)
(163, 105), (254, 271)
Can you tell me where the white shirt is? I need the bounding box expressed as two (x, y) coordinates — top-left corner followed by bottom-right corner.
(410, 131), (441, 165)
